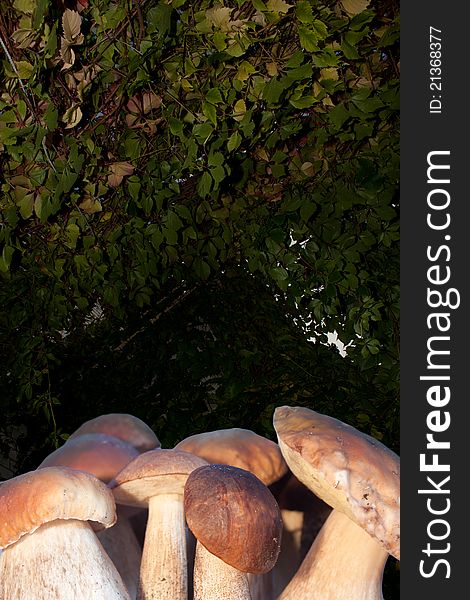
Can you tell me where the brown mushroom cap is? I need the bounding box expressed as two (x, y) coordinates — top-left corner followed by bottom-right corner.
(274, 406), (400, 559)
(174, 428), (288, 486)
(184, 464), (282, 574)
(38, 433), (140, 483)
(69, 413), (160, 452)
(0, 466), (116, 549)
(110, 449), (208, 507)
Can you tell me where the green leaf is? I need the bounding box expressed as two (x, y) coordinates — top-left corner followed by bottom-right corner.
(227, 131), (242, 152)
(298, 26), (319, 52)
(206, 88), (224, 105)
(198, 171), (213, 197)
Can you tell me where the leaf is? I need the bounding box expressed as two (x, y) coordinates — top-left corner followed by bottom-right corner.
(205, 88), (223, 105)
(298, 26), (319, 52)
(62, 9), (82, 44)
(13, 61), (34, 79)
(202, 101), (217, 126)
(227, 131), (242, 152)
(108, 162), (134, 188)
(266, 0), (293, 14)
(79, 197), (102, 214)
(341, 0), (370, 16)
(233, 99), (246, 121)
(11, 28), (36, 49)
(197, 171), (213, 198)
(60, 38), (75, 69)
(62, 104), (82, 129)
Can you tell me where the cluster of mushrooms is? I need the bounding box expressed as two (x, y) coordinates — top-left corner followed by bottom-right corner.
(0, 406), (400, 599)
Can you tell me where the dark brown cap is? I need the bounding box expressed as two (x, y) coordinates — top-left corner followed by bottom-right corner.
(175, 428), (288, 485)
(0, 466), (116, 549)
(184, 464), (282, 574)
(69, 413), (160, 452)
(274, 406), (400, 559)
(38, 433), (140, 483)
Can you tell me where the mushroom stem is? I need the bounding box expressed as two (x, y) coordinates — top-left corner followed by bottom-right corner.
(278, 510), (389, 600)
(0, 519), (130, 599)
(193, 541), (252, 600)
(139, 493), (187, 600)
(98, 508), (142, 600)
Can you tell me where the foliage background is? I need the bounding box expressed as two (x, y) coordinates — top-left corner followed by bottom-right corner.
(0, 0), (399, 593)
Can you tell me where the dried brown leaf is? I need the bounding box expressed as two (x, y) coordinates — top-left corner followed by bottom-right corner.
(62, 9), (82, 44)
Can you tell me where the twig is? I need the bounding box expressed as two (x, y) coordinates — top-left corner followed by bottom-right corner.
(114, 285), (198, 352)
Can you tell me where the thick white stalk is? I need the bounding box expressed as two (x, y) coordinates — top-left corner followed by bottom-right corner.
(0, 519), (130, 600)
(98, 508), (142, 599)
(279, 510), (389, 600)
(138, 493), (187, 600)
(193, 541), (252, 600)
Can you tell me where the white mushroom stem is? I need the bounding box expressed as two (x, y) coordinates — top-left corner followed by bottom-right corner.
(98, 509), (142, 600)
(193, 541), (252, 600)
(278, 510), (389, 600)
(139, 493), (187, 600)
(271, 509), (305, 598)
(0, 519), (130, 599)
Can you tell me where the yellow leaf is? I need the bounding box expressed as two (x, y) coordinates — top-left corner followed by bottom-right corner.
(79, 197), (102, 214)
(266, 62), (279, 77)
(266, 0), (293, 14)
(63, 105), (83, 129)
(62, 9), (82, 44)
(320, 68), (339, 81)
(13, 60), (33, 79)
(206, 6), (233, 31)
(341, 0), (370, 16)
(233, 99), (246, 121)
(11, 28), (35, 49)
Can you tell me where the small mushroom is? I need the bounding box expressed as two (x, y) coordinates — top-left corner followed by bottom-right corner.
(38, 433), (142, 599)
(69, 413), (160, 453)
(184, 464), (283, 600)
(111, 449), (208, 600)
(0, 466), (130, 599)
(274, 406), (400, 600)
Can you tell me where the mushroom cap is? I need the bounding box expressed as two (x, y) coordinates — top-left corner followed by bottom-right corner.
(184, 464), (282, 574)
(0, 466), (116, 550)
(110, 449), (208, 507)
(69, 413), (160, 452)
(174, 428), (288, 485)
(273, 406), (400, 559)
(38, 433), (140, 483)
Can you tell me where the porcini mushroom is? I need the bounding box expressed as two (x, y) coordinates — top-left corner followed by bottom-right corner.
(175, 427), (288, 486)
(184, 464), (283, 600)
(0, 466), (130, 599)
(273, 406), (400, 600)
(111, 449), (208, 600)
(175, 427), (289, 599)
(38, 433), (142, 599)
(69, 413), (160, 453)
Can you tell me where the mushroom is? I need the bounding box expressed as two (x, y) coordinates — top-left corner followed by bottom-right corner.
(175, 427), (288, 599)
(68, 413), (160, 546)
(110, 448), (208, 600)
(0, 466), (130, 599)
(38, 433), (142, 599)
(69, 413), (160, 452)
(174, 427), (288, 486)
(269, 473), (331, 597)
(273, 406), (400, 600)
(184, 464), (283, 600)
